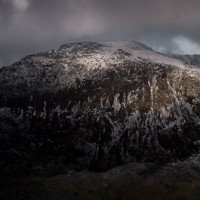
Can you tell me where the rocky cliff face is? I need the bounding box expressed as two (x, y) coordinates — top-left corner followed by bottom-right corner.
(1, 41), (200, 172)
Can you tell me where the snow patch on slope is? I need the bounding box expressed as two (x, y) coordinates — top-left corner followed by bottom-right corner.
(101, 41), (185, 69)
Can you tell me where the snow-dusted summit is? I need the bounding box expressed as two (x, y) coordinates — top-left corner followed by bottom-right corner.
(1, 41), (200, 171)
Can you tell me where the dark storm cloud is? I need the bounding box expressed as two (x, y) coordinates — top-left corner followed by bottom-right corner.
(1, 0), (200, 66)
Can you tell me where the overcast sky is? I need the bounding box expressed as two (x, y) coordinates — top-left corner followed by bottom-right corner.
(1, 0), (200, 66)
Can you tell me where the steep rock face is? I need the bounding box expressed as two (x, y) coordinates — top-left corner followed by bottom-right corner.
(1, 41), (200, 171)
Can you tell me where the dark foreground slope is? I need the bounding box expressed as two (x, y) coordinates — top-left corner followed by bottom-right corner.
(1, 41), (200, 177)
(2, 156), (200, 200)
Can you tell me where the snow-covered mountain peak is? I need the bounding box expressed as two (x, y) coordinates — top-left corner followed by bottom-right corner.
(57, 41), (185, 69)
(102, 41), (153, 51)
(0, 41), (194, 96)
(1, 40), (200, 171)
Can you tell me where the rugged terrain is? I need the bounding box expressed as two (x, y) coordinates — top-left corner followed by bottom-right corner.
(1, 41), (200, 199)
(168, 53), (200, 68)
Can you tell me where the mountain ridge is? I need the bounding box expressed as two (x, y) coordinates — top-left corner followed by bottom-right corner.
(1, 41), (200, 173)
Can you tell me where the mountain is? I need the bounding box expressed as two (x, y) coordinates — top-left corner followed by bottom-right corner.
(167, 53), (200, 68)
(1, 41), (200, 175)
